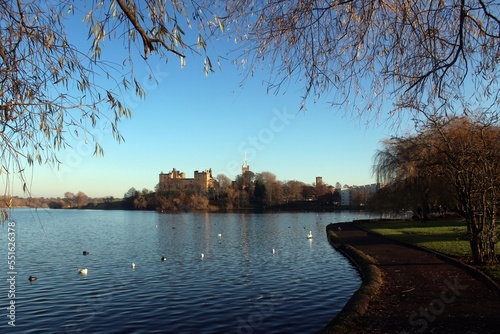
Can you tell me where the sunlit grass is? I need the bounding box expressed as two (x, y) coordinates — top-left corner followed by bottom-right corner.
(360, 219), (471, 257)
(358, 218), (500, 282)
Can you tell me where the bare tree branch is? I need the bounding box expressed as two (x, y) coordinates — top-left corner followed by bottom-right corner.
(116, 0), (185, 59)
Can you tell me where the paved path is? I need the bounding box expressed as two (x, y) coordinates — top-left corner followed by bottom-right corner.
(323, 222), (500, 334)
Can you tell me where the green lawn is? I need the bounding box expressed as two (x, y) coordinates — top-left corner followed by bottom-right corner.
(358, 218), (500, 282)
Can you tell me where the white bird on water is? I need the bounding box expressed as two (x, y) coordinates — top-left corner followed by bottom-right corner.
(272, 248), (276, 254)
(78, 268), (88, 275)
(307, 231), (313, 239)
(201, 253), (204, 260)
(131, 263), (136, 269)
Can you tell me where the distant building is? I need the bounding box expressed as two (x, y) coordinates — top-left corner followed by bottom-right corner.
(340, 183), (380, 207)
(159, 168), (215, 192)
(340, 188), (353, 206)
(316, 176), (323, 187)
(242, 153), (250, 175)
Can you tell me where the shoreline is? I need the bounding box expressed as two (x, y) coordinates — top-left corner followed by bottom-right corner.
(320, 221), (500, 333)
(319, 224), (383, 333)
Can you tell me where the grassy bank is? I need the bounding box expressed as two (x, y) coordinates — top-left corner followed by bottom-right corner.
(357, 218), (500, 283)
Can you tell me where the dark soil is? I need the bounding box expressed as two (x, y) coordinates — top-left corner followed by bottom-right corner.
(321, 222), (500, 334)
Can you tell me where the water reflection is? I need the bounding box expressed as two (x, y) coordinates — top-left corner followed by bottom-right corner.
(0, 209), (381, 333)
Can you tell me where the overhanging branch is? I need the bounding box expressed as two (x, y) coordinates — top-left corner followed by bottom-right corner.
(116, 0), (185, 59)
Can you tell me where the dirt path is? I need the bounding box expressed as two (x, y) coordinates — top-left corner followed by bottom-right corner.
(321, 221), (500, 334)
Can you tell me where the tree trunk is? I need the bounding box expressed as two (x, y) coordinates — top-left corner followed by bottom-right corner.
(421, 190), (431, 220)
(486, 212), (498, 262)
(468, 214), (497, 264)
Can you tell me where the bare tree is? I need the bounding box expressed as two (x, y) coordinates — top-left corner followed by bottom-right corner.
(124, 187), (138, 199)
(374, 115), (500, 264)
(64, 191), (75, 208)
(216, 174), (232, 189)
(429, 117), (499, 264)
(255, 171), (284, 206)
(0, 0), (223, 194)
(284, 180), (306, 202)
(373, 136), (440, 218)
(75, 191), (89, 208)
(224, 1), (500, 119)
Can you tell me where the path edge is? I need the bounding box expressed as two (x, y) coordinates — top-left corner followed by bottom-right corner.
(351, 219), (500, 292)
(318, 223), (383, 334)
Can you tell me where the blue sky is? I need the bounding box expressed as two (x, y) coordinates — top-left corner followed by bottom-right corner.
(21, 57), (395, 199)
(13, 15), (403, 199)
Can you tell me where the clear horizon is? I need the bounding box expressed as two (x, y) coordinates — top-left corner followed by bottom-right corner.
(4, 15), (407, 199)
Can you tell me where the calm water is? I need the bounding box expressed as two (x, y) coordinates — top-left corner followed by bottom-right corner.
(0, 209), (381, 333)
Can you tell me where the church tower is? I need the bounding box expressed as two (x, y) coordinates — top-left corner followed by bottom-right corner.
(242, 153), (250, 175)
(316, 176), (323, 187)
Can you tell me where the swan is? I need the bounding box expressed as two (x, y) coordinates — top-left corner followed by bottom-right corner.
(161, 256), (167, 261)
(217, 233), (222, 237)
(307, 231), (313, 239)
(78, 268), (88, 275)
(83, 251), (90, 255)
(28, 276), (37, 281)
(272, 248), (276, 254)
(131, 263), (136, 268)
(200, 253), (204, 260)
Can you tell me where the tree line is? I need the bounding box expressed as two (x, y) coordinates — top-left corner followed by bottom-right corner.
(2, 173), (348, 212)
(0, 192), (117, 209)
(370, 115), (499, 264)
(0, 173), (344, 211)
(116, 171), (343, 212)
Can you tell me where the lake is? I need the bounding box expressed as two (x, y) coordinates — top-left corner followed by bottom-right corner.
(0, 209), (381, 333)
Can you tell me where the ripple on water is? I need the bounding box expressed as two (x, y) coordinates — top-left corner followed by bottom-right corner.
(0, 210), (374, 333)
